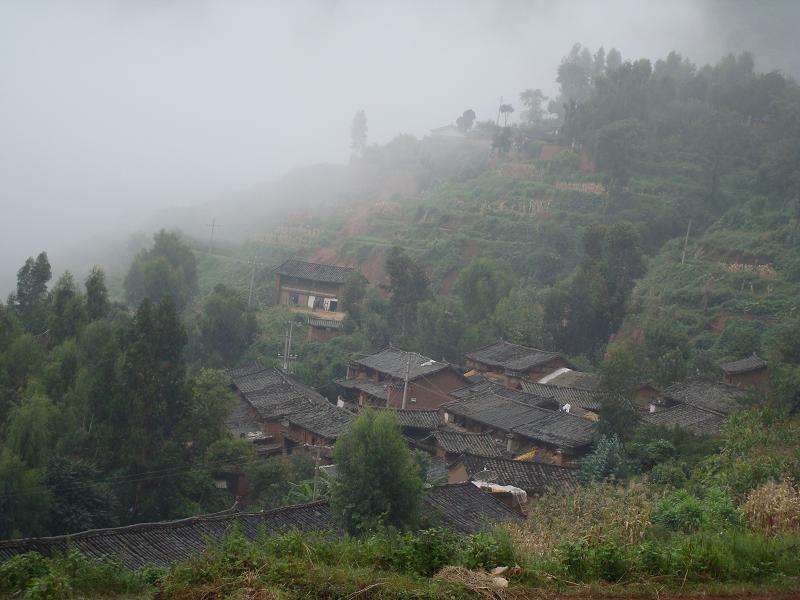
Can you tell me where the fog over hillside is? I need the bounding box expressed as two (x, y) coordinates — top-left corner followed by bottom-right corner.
(1, 0), (798, 292)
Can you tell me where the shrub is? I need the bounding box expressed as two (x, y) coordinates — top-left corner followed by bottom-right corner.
(0, 550), (146, 599)
(387, 528), (458, 577)
(653, 487), (740, 533)
(744, 479), (800, 534)
(653, 490), (705, 532)
(459, 529), (516, 570)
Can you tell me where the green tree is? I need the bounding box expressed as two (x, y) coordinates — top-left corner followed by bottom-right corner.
(493, 286), (545, 348)
(415, 298), (465, 363)
(456, 109), (476, 132)
(341, 271), (370, 325)
(186, 369), (237, 456)
(520, 89), (548, 124)
(330, 410), (424, 533)
(114, 298), (191, 520)
(455, 258), (514, 322)
(44, 457), (119, 535)
(0, 448), (50, 539)
(85, 267), (110, 321)
(384, 247), (430, 337)
(598, 341), (641, 439)
(595, 118), (644, 198)
(10, 252), (52, 332)
(197, 285), (257, 365)
(49, 272), (86, 343)
(124, 230), (197, 310)
(5, 393), (58, 468)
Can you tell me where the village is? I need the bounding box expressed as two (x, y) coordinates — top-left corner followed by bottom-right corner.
(223, 258), (765, 513)
(0, 256), (770, 570)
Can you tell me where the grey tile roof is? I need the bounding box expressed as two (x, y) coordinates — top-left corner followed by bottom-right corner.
(423, 483), (524, 533)
(434, 430), (505, 458)
(378, 408), (440, 431)
(285, 401), (353, 439)
(446, 382), (596, 451)
(720, 354), (767, 375)
(0, 503), (335, 570)
(0, 486), (521, 566)
(466, 341), (569, 373)
(544, 370), (600, 390)
(461, 454), (579, 495)
(335, 378), (390, 401)
(641, 403), (727, 435)
(521, 381), (606, 413)
(274, 259), (355, 284)
(663, 379), (748, 415)
(355, 347), (451, 381)
(511, 410), (595, 452)
(229, 364), (352, 440)
(449, 380), (554, 406)
(225, 398), (268, 441)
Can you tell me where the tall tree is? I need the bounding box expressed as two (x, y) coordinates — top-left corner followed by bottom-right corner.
(456, 108), (476, 132)
(520, 89), (548, 124)
(350, 109), (368, 154)
(11, 252), (51, 332)
(49, 272), (86, 343)
(197, 284), (257, 365)
(85, 266), (110, 321)
(124, 230), (197, 310)
(455, 258), (514, 322)
(384, 246), (430, 337)
(330, 410), (423, 533)
(115, 298), (191, 519)
(595, 118), (644, 198)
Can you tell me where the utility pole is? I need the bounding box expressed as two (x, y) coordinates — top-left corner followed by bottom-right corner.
(312, 443), (321, 500)
(278, 320), (298, 373)
(206, 218), (218, 253)
(247, 258), (259, 308)
(401, 351), (412, 409)
(681, 219), (693, 264)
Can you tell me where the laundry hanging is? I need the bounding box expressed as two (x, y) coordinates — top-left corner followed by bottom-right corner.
(307, 295), (316, 309)
(323, 297), (332, 311)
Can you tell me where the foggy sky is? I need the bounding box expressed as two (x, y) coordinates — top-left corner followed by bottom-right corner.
(1, 0), (798, 292)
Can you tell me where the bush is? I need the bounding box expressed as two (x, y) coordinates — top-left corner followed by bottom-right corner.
(744, 479), (800, 534)
(386, 529), (459, 577)
(459, 529), (516, 570)
(0, 550), (147, 599)
(653, 487), (740, 532)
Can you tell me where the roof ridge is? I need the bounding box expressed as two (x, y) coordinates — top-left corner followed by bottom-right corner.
(0, 499), (332, 548)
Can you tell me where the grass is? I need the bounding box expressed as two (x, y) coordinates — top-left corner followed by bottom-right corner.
(4, 520), (800, 599)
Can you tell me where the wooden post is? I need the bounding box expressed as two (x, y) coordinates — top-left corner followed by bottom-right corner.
(401, 352), (411, 409)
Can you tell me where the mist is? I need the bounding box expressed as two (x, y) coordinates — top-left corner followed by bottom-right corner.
(1, 0), (798, 293)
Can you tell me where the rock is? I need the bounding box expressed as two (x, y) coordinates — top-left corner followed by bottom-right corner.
(491, 576), (509, 588)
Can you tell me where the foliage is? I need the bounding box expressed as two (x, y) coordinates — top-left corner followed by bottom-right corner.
(195, 284), (257, 365)
(43, 457), (119, 535)
(331, 410), (424, 533)
(652, 487), (740, 532)
(124, 229), (198, 310)
(454, 258), (513, 322)
(0, 448), (50, 539)
(8, 252), (52, 333)
(383, 246), (430, 338)
(579, 434), (634, 483)
(0, 550), (147, 599)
